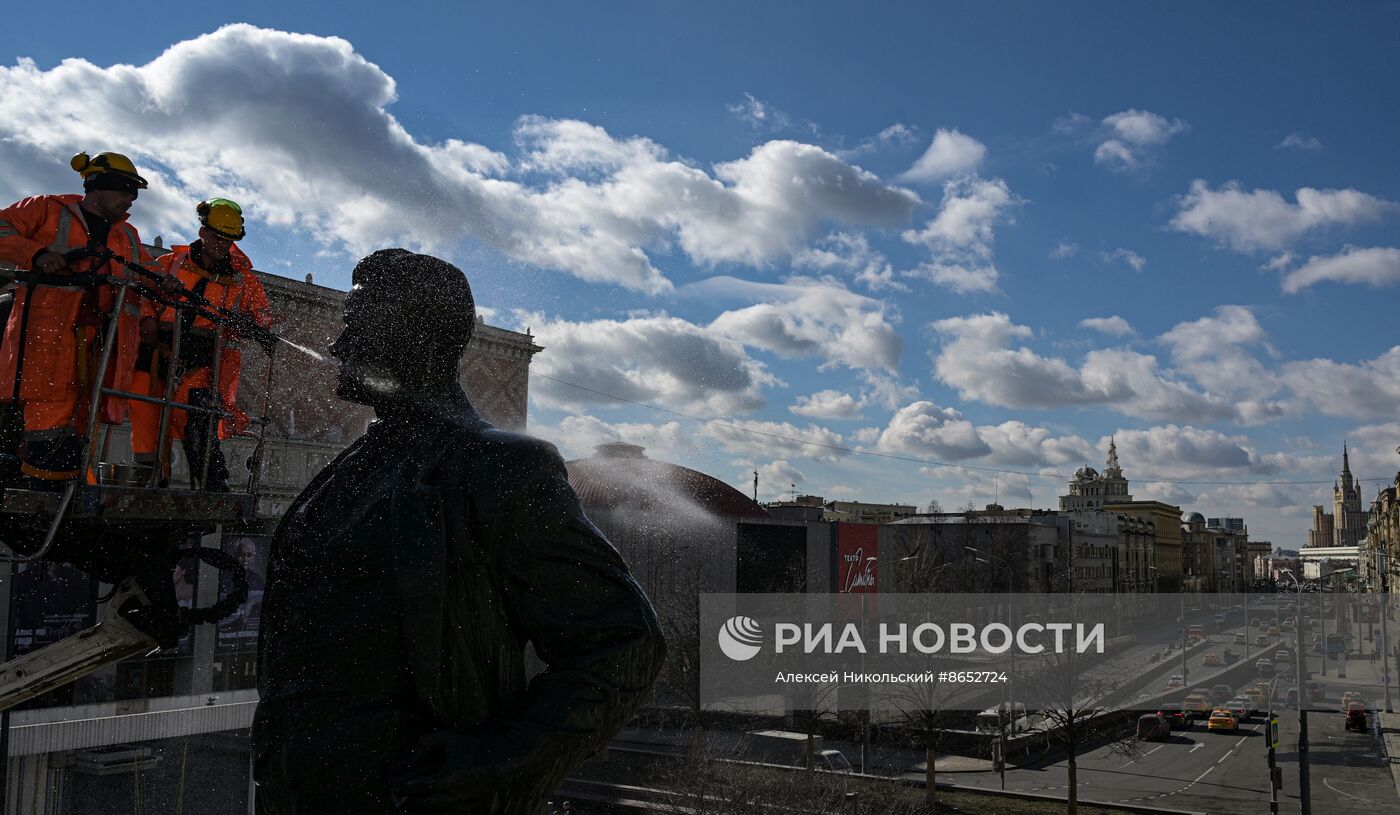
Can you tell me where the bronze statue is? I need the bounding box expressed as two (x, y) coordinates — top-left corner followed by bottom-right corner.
(252, 250), (666, 813)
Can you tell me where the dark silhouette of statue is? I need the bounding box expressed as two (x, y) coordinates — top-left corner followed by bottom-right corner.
(252, 249), (666, 814)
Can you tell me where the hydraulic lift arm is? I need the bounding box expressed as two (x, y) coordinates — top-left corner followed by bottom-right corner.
(0, 579), (158, 712)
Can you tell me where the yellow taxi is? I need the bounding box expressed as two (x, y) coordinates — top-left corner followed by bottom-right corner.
(1207, 708), (1238, 733)
(1182, 694), (1212, 718)
(1244, 687), (1267, 708)
(1202, 652), (1222, 666)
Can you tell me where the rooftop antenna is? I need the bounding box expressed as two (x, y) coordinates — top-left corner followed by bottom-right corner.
(791, 483), (796, 501)
(994, 476), (998, 505)
(753, 470), (758, 502)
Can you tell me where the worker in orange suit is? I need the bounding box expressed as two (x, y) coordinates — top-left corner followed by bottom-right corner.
(129, 198), (270, 491)
(0, 152), (157, 490)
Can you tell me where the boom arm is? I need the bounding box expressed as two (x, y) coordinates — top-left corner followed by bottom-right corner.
(0, 579), (158, 712)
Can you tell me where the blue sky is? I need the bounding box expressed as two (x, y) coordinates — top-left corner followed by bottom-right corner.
(3, 3), (1398, 546)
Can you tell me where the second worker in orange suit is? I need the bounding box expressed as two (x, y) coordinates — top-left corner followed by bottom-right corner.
(130, 198), (270, 491)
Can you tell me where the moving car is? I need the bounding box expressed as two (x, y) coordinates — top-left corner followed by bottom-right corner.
(1341, 691), (1366, 711)
(1165, 674), (1185, 690)
(1226, 698), (1252, 720)
(1256, 659), (1275, 677)
(1256, 635), (1271, 647)
(1234, 633), (1247, 645)
(1285, 688), (1299, 706)
(1244, 687), (1267, 709)
(1210, 685), (1234, 704)
(1345, 703), (1368, 732)
(1207, 709), (1238, 732)
(1182, 694), (1212, 718)
(1157, 703), (1188, 729)
(1202, 652), (1222, 666)
(1274, 649), (1289, 662)
(1137, 714), (1171, 741)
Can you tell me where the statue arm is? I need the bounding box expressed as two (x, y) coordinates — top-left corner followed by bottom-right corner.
(396, 443), (665, 812)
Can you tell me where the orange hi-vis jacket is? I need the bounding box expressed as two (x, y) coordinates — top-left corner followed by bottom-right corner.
(153, 244), (271, 438)
(0, 194), (153, 423)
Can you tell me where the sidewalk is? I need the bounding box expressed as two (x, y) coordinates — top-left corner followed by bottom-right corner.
(1381, 712), (1400, 802)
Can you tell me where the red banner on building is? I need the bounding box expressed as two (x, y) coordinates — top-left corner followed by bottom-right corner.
(837, 522), (879, 593)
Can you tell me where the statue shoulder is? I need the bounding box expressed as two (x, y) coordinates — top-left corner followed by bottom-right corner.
(434, 424), (567, 482)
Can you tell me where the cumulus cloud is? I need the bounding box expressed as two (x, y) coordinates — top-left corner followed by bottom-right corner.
(1079, 316), (1135, 337)
(1281, 346), (1400, 420)
(931, 312), (1240, 422)
(751, 460), (807, 499)
(536, 415), (694, 462)
(875, 402), (991, 460)
(1092, 109), (1188, 171)
(1050, 240), (1079, 259)
(523, 311), (778, 416)
(1276, 132), (1322, 151)
(898, 128), (987, 183)
(1169, 180), (1395, 253)
(902, 177), (1020, 293)
(694, 275), (902, 371)
(976, 421), (1096, 467)
(789, 389), (865, 420)
(0, 27), (920, 295)
(792, 232), (908, 291)
(1159, 305), (1281, 413)
(698, 419), (847, 462)
(1280, 246), (1400, 293)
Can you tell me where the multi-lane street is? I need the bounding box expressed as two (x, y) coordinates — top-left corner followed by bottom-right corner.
(948, 606), (1398, 813)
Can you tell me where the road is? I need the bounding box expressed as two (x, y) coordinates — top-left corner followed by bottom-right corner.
(936, 606), (1399, 814)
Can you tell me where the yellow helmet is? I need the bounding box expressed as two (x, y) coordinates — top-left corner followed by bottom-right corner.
(70, 152), (148, 189)
(197, 198), (246, 241)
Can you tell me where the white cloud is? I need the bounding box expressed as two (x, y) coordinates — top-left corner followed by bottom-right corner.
(1092, 109), (1188, 171)
(696, 276), (902, 371)
(903, 177), (1017, 255)
(751, 460), (807, 499)
(535, 415), (694, 462)
(931, 312), (1241, 422)
(837, 123), (920, 158)
(1281, 246), (1400, 293)
(1050, 240), (1079, 259)
(1276, 132), (1322, 151)
(789, 389), (864, 419)
(875, 402), (991, 460)
(792, 232), (908, 291)
(1169, 180), (1396, 253)
(1281, 346), (1400, 420)
(1103, 109), (1188, 147)
(1079, 316), (1135, 337)
(523, 311), (778, 416)
(898, 128), (987, 183)
(728, 93), (784, 128)
(0, 27), (920, 296)
(699, 419), (847, 462)
(976, 421), (1096, 467)
(902, 176), (1019, 294)
(1108, 425), (1288, 481)
(1103, 248), (1146, 271)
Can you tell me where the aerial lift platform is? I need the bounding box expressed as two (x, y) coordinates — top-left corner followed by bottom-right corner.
(0, 247), (285, 712)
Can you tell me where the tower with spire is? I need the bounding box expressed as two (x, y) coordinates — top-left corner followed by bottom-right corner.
(1333, 442), (1366, 547)
(1059, 437), (1134, 510)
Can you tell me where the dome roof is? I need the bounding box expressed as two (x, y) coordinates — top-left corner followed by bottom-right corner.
(1074, 466), (1099, 480)
(566, 443), (769, 520)
(1186, 512), (1206, 524)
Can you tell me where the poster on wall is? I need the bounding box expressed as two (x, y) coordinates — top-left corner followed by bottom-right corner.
(836, 522), (879, 594)
(12, 562), (95, 656)
(216, 535), (270, 653)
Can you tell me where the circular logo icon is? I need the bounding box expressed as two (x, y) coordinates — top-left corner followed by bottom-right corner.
(718, 616), (763, 661)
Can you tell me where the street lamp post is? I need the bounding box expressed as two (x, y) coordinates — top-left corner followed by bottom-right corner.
(966, 546), (1013, 791)
(1280, 569), (1312, 815)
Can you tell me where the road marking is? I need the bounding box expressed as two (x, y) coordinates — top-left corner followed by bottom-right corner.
(1193, 766), (1214, 783)
(1122, 743), (1166, 767)
(1323, 777), (1386, 804)
(1189, 742), (1203, 753)
(1234, 736), (1247, 749)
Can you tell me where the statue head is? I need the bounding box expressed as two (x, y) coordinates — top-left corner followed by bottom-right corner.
(330, 249), (476, 408)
